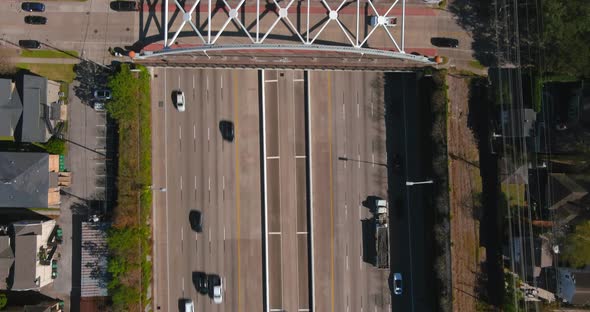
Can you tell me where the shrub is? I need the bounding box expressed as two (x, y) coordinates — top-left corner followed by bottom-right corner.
(43, 137), (66, 155)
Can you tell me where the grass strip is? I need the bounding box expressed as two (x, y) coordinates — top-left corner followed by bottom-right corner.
(21, 50), (79, 59)
(17, 63), (76, 83)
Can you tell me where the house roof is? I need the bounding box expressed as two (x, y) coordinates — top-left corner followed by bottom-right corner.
(501, 109), (537, 138)
(0, 235), (14, 289)
(549, 173), (588, 210)
(0, 78), (23, 139)
(16, 74), (49, 143)
(0, 152), (49, 208)
(499, 158), (529, 184)
(12, 235), (37, 290)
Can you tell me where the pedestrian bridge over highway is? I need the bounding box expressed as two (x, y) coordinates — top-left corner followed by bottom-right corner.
(136, 0), (432, 64)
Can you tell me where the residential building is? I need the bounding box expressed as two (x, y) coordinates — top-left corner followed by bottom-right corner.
(0, 73), (65, 143)
(0, 220), (59, 290)
(499, 108), (537, 138)
(0, 152), (62, 208)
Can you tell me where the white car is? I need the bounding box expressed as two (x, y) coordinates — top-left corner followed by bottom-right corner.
(211, 275), (223, 304)
(176, 90), (186, 112)
(93, 102), (105, 112)
(393, 273), (403, 295)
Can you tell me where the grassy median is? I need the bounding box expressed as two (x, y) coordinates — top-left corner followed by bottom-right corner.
(105, 64), (152, 311)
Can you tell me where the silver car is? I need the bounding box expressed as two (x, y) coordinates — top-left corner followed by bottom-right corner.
(393, 273), (403, 295)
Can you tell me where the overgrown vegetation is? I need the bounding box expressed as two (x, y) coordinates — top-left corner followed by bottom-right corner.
(0, 293), (6, 310)
(561, 220), (590, 268)
(105, 64), (152, 311)
(541, 0), (590, 79)
(430, 69), (452, 312)
(503, 272), (524, 312)
(42, 137), (67, 155)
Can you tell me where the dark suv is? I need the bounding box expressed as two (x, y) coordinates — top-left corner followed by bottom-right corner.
(24, 16), (47, 25)
(21, 2), (45, 12)
(110, 1), (138, 11)
(19, 40), (41, 49)
(430, 37), (459, 48)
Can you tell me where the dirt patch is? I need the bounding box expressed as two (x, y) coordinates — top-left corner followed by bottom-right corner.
(447, 75), (485, 311)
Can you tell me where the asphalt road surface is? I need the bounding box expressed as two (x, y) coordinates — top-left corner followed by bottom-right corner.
(150, 69), (428, 312)
(309, 71), (391, 312)
(151, 68), (264, 312)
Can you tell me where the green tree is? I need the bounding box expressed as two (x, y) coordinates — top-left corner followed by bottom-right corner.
(43, 137), (66, 155)
(542, 0), (590, 78)
(0, 293), (7, 310)
(562, 220), (590, 268)
(111, 284), (140, 311)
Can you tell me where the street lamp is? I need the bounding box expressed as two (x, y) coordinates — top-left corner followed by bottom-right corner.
(405, 180), (433, 186)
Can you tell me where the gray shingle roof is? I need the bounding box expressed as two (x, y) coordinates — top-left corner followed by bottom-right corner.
(18, 74), (49, 143)
(12, 235), (37, 290)
(0, 152), (49, 208)
(0, 78), (23, 139)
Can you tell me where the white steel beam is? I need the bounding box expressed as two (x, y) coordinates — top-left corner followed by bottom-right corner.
(159, 0), (411, 58)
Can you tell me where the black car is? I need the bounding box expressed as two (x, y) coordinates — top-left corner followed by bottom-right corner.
(189, 210), (203, 232)
(193, 272), (209, 294)
(19, 40), (41, 49)
(24, 16), (47, 25)
(219, 120), (234, 142)
(430, 37), (459, 48)
(110, 1), (138, 11)
(21, 2), (45, 12)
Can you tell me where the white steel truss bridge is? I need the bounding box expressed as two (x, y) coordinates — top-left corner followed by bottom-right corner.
(136, 0), (432, 63)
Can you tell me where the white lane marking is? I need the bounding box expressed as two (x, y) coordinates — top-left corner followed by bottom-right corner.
(296, 232), (308, 234)
(343, 153), (347, 168)
(179, 126), (182, 139)
(182, 277), (184, 291)
(265, 79), (278, 83)
(181, 227), (184, 242)
(222, 176), (225, 190)
(208, 176), (211, 190)
(268, 232), (281, 235)
(178, 75), (180, 89)
(206, 75), (209, 91)
(192, 75), (195, 89)
(223, 227), (226, 242)
(209, 228), (211, 242)
(195, 233), (198, 241)
(293, 78), (304, 82)
(295, 155), (306, 159)
(194, 176), (197, 190)
(358, 154), (361, 168)
(267, 156), (280, 159)
(193, 124), (196, 139)
(371, 100), (374, 116)
(342, 103), (345, 121)
(207, 127), (210, 142)
(356, 91), (359, 118)
(372, 153), (375, 168)
(346, 254), (349, 271)
(180, 176), (183, 190)
(360, 255), (363, 270)
(345, 204), (348, 219)
(221, 75), (223, 90)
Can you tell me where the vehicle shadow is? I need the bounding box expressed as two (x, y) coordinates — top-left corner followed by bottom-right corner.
(360, 218), (376, 266)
